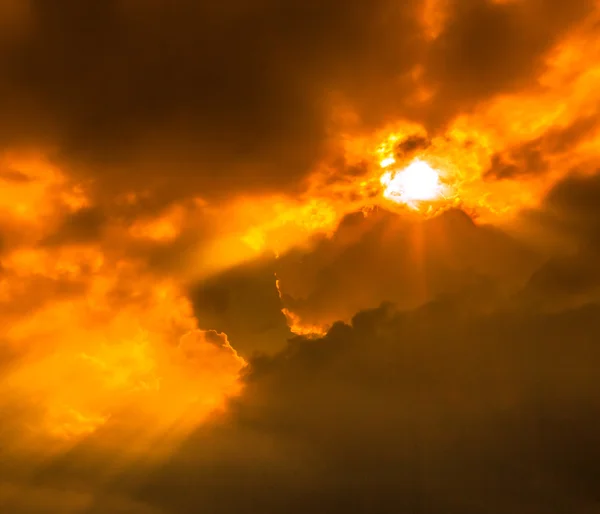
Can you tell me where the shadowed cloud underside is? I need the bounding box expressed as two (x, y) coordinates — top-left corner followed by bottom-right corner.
(1, 1), (600, 513)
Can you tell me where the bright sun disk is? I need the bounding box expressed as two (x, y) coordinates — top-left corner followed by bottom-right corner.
(380, 159), (446, 209)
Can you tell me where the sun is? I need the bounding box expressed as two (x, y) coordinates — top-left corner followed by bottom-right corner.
(380, 159), (447, 209)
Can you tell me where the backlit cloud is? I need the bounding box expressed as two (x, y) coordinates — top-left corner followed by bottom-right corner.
(1, 1), (600, 512)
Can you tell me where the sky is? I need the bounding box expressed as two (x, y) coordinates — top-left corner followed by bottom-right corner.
(1, 1), (600, 512)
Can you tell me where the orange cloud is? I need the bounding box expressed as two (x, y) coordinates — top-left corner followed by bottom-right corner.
(1, 3), (600, 512)
(0, 158), (247, 470)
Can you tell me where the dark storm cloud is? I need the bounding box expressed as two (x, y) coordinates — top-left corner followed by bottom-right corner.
(274, 207), (539, 327)
(190, 257), (291, 356)
(179, 205), (540, 358)
(3, 3), (600, 512)
(0, 1), (592, 200)
(0, 0), (423, 199)
(6, 181), (600, 512)
(128, 297), (600, 514)
(520, 170), (600, 305)
(185, 171), (600, 354)
(484, 113), (600, 181)
(484, 141), (548, 181)
(544, 113), (600, 154)
(521, 169), (600, 253)
(423, 0), (594, 128)
(544, 170), (600, 238)
(182, 205), (540, 358)
(526, 253), (600, 298)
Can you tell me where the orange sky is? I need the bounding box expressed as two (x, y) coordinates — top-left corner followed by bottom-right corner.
(1, 1), (600, 512)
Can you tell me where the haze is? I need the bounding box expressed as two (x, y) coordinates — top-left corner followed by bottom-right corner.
(1, 1), (600, 513)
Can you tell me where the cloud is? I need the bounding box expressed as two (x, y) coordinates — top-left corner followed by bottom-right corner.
(1, 3), (600, 513)
(395, 134), (432, 156)
(127, 172), (600, 511)
(274, 207), (539, 328)
(131, 296), (600, 513)
(0, 0), (594, 205)
(544, 170), (600, 240)
(189, 257), (291, 356)
(423, 0), (594, 128)
(484, 113), (600, 180)
(2, 185), (600, 513)
(517, 171), (600, 309)
(0, 167), (31, 183)
(0, 0), (421, 200)
(515, 168), (600, 255)
(42, 207), (106, 246)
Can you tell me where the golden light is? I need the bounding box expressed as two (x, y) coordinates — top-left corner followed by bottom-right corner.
(379, 156), (396, 168)
(380, 159), (448, 209)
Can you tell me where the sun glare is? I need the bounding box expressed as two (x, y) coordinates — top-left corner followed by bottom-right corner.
(380, 159), (447, 209)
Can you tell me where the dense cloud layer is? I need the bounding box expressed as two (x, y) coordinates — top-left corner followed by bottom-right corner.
(134, 300), (600, 514)
(274, 207), (540, 327)
(1, 171), (597, 512)
(0, 0), (420, 198)
(423, 0), (595, 125)
(187, 205), (541, 354)
(2, 1), (600, 513)
(0, 0), (594, 201)
(484, 113), (600, 180)
(17, 292), (600, 513)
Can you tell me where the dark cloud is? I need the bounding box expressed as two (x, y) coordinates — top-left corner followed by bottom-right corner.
(190, 257), (291, 356)
(181, 204), (540, 357)
(118, 231), (206, 277)
(395, 134), (431, 156)
(127, 297), (600, 514)
(526, 252), (600, 298)
(2, 4), (600, 513)
(0, 1), (592, 201)
(544, 113), (600, 154)
(424, 0), (594, 128)
(0, 167), (31, 183)
(519, 170), (600, 307)
(544, 170), (600, 234)
(485, 142), (548, 181)
(5, 179), (600, 512)
(42, 207), (106, 246)
(12, 279), (599, 513)
(0, 0), (422, 199)
(521, 169), (600, 252)
(275, 207), (539, 327)
(485, 114), (600, 181)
